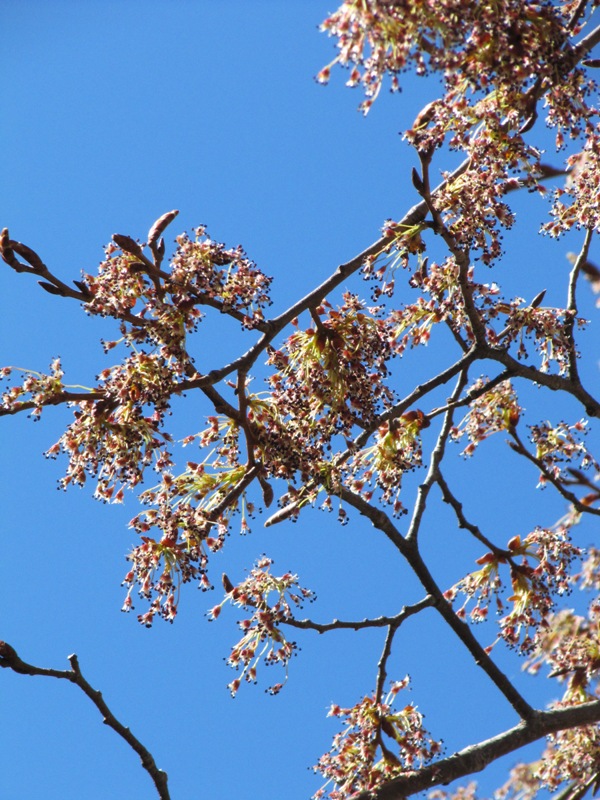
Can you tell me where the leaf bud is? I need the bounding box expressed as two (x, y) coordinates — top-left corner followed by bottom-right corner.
(112, 234), (144, 258)
(148, 210), (179, 248)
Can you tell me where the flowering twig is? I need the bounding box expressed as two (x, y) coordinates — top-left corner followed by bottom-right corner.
(508, 427), (600, 516)
(354, 699), (600, 800)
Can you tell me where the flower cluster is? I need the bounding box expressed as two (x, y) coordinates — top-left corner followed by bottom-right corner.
(489, 299), (585, 375)
(121, 444), (256, 623)
(313, 678), (441, 799)
(0, 359), (65, 419)
(535, 723), (600, 794)
(319, 0), (570, 115)
(429, 130), (539, 264)
(528, 418), (598, 486)
(346, 411), (428, 514)
(122, 532), (206, 626)
(545, 126), (600, 237)
(446, 525), (580, 653)
(46, 398), (173, 500)
(208, 557), (314, 696)
(168, 227), (272, 328)
(451, 379), (521, 457)
(259, 296), (397, 489)
(83, 242), (151, 320)
(269, 295), (395, 431)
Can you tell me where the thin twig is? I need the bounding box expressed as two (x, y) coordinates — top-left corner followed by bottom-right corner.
(0, 643), (170, 800)
(508, 427), (600, 517)
(283, 596), (433, 636)
(405, 370), (468, 545)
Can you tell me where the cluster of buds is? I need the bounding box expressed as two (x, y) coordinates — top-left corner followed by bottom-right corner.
(313, 678), (442, 799)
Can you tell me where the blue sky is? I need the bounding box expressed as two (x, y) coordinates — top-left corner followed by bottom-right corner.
(1, 3), (599, 800)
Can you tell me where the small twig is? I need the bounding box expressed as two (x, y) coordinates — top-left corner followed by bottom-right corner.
(0, 643), (170, 800)
(508, 427), (600, 517)
(375, 624), (397, 704)
(565, 227), (594, 382)
(436, 469), (512, 554)
(427, 369), (513, 420)
(0, 389), (106, 417)
(405, 371), (469, 546)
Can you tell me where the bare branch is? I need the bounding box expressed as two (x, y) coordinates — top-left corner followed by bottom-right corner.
(0, 642), (170, 800)
(283, 596), (434, 635)
(336, 486), (534, 721)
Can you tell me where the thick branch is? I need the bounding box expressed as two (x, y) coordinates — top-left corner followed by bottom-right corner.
(336, 487), (534, 720)
(356, 700), (600, 800)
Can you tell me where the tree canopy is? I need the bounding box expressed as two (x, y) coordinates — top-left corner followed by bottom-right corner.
(2, 2), (600, 799)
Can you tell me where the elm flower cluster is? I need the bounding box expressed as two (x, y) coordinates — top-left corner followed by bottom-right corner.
(545, 126), (600, 236)
(123, 500), (228, 626)
(346, 411), (428, 514)
(83, 242), (150, 319)
(528, 418), (598, 486)
(208, 557), (315, 696)
(46, 398), (173, 501)
(319, 0), (570, 115)
(269, 295), (395, 430)
(446, 526), (581, 654)
(313, 678), (441, 799)
(168, 227), (272, 328)
(1, 359), (65, 419)
(451, 379), (521, 457)
(489, 299), (585, 374)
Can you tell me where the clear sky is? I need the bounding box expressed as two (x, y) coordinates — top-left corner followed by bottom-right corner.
(1, 3), (599, 800)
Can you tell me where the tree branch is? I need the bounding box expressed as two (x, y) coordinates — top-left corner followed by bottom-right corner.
(356, 700), (600, 800)
(0, 642), (170, 800)
(283, 596), (434, 635)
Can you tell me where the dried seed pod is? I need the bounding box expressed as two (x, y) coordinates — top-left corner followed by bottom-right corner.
(148, 210), (179, 249)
